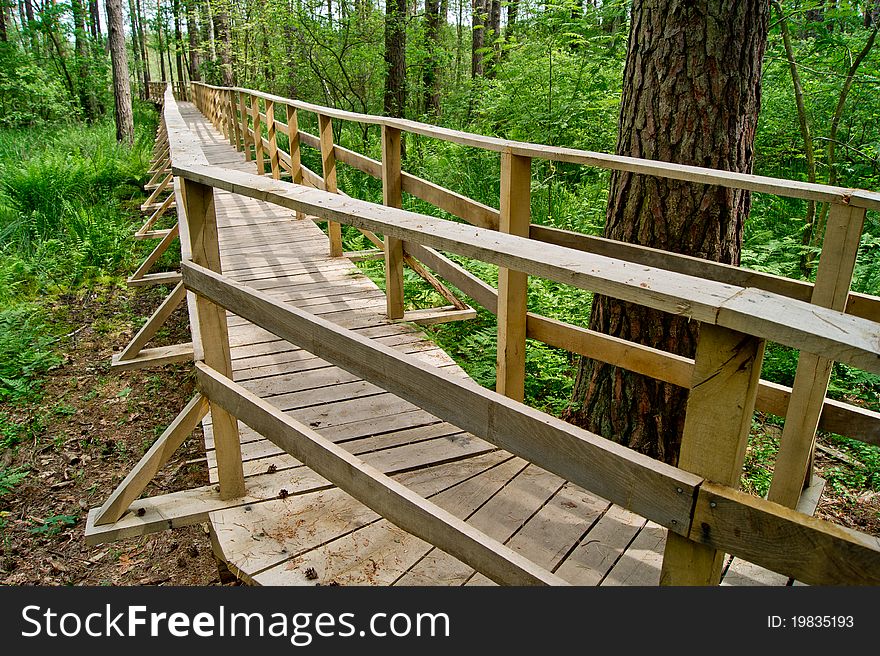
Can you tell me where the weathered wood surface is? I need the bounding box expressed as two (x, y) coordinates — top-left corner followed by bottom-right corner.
(167, 101), (827, 586)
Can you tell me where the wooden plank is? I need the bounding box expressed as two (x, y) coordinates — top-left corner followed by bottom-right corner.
(401, 306), (476, 325)
(182, 261), (702, 532)
(266, 100), (281, 179)
(769, 204), (868, 509)
(530, 224), (880, 324)
(318, 114), (343, 257)
(94, 394), (209, 525)
(239, 91), (252, 160)
(496, 150), (531, 402)
(117, 282), (187, 361)
(214, 451), (514, 582)
(136, 192), (176, 236)
(251, 95), (265, 174)
(600, 521), (666, 587)
(690, 482), (880, 586)
(383, 125), (405, 319)
(286, 105), (305, 220)
(127, 271), (182, 288)
(111, 342), (194, 370)
(252, 455), (527, 586)
(660, 325), (765, 585)
(196, 363), (564, 585)
(183, 179), (245, 500)
(129, 223), (179, 283)
(140, 173), (172, 211)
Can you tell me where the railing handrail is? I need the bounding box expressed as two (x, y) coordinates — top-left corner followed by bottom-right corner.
(190, 81), (880, 211)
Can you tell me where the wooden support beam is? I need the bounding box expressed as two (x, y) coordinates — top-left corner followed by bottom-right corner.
(226, 88), (237, 148)
(140, 173), (172, 211)
(136, 193), (176, 237)
(661, 326), (765, 585)
(117, 282), (187, 362)
(129, 222), (179, 283)
(94, 394), (209, 525)
(252, 95), (265, 175)
(111, 342), (194, 370)
(769, 204), (867, 509)
(318, 114), (344, 257)
(196, 363), (564, 586)
(496, 150), (532, 402)
(285, 105), (305, 219)
(127, 272), (183, 288)
(266, 100), (281, 179)
(382, 125), (404, 318)
(182, 179), (245, 500)
(239, 91), (251, 159)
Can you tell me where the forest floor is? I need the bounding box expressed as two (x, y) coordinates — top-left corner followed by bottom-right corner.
(0, 284), (226, 586)
(0, 283), (877, 587)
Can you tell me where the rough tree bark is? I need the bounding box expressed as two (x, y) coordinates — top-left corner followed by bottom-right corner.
(383, 0), (406, 117)
(135, 0), (151, 94)
(157, 0), (168, 82)
(213, 6), (235, 86)
(128, 0), (145, 99)
(89, 0), (101, 38)
(105, 0), (134, 144)
(173, 0), (187, 90)
(563, 1), (769, 465)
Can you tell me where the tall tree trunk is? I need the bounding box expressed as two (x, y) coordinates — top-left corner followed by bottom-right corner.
(0, 1), (7, 42)
(383, 0), (406, 117)
(564, 1), (769, 465)
(424, 0), (442, 115)
(506, 0), (518, 37)
(173, 0), (186, 91)
(106, 0), (135, 144)
(489, 0), (501, 65)
(24, 0), (39, 54)
(213, 7), (234, 85)
(128, 0), (145, 99)
(157, 0), (168, 81)
(471, 0), (485, 78)
(89, 0), (101, 38)
(73, 0), (100, 119)
(136, 0), (151, 94)
(186, 0), (200, 80)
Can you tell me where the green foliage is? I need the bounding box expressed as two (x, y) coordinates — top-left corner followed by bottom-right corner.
(28, 513), (77, 536)
(0, 306), (62, 403)
(0, 466), (29, 497)
(0, 43), (76, 127)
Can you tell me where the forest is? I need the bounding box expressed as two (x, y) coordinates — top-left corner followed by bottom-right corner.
(0, 0), (879, 585)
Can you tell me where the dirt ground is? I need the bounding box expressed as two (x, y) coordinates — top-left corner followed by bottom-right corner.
(0, 284), (229, 586)
(0, 283), (877, 588)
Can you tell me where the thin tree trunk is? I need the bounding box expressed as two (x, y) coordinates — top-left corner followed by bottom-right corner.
(136, 0), (151, 94)
(383, 0), (406, 117)
(0, 1), (7, 42)
(564, 0), (769, 465)
(424, 0), (442, 116)
(774, 1), (818, 274)
(106, 0), (135, 144)
(24, 0), (39, 54)
(73, 0), (100, 119)
(489, 0), (501, 68)
(506, 0), (518, 36)
(173, 0), (186, 92)
(186, 0), (200, 80)
(157, 0), (168, 81)
(128, 0), (145, 99)
(213, 8), (234, 86)
(472, 0), (485, 78)
(89, 0), (101, 38)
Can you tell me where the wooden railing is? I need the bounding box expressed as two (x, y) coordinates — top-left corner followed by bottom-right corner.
(90, 83), (880, 586)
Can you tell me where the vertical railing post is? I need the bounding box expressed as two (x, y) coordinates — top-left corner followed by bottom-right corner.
(768, 202), (867, 508)
(226, 88), (237, 148)
(252, 95), (265, 174)
(318, 114), (343, 257)
(266, 100), (281, 179)
(286, 104), (305, 219)
(382, 125), (404, 319)
(219, 89), (229, 141)
(181, 178), (245, 501)
(495, 149), (532, 402)
(239, 92), (251, 160)
(660, 325), (765, 585)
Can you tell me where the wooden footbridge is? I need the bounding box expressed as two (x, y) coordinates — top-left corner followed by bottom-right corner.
(84, 82), (880, 585)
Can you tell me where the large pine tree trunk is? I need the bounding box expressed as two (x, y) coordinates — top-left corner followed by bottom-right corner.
(563, 1), (768, 465)
(383, 0), (406, 117)
(214, 8), (235, 86)
(105, 0), (134, 144)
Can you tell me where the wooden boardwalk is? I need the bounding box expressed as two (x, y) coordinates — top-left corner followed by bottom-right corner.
(179, 103), (787, 587)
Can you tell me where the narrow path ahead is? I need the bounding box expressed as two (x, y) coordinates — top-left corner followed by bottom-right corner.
(179, 102), (782, 586)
